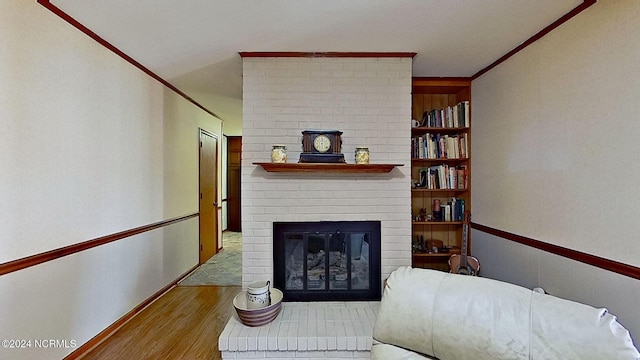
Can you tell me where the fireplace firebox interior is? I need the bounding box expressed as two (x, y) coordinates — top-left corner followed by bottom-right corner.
(273, 221), (381, 301)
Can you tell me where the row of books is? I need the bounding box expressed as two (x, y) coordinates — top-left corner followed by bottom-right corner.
(421, 101), (470, 128)
(418, 165), (468, 190)
(412, 133), (468, 159)
(438, 197), (466, 222)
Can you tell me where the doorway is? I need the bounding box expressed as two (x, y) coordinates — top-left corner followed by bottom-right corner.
(199, 129), (219, 264)
(226, 136), (242, 232)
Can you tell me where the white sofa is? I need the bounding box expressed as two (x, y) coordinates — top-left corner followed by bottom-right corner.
(372, 266), (639, 359)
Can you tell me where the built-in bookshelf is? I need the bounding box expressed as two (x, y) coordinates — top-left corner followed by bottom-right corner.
(411, 78), (471, 271)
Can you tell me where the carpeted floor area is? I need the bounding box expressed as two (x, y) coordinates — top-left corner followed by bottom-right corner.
(179, 231), (242, 286)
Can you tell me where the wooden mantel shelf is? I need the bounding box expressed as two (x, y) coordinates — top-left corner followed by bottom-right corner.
(253, 162), (403, 173)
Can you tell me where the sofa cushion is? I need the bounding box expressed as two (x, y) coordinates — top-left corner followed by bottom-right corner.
(373, 266), (640, 360)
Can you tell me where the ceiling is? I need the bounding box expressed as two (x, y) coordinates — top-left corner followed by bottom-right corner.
(50, 0), (583, 126)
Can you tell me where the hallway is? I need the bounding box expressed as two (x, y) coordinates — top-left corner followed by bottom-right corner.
(180, 232), (242, 286)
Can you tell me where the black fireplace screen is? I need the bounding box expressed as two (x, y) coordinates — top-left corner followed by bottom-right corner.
(273, 221), (381, 301)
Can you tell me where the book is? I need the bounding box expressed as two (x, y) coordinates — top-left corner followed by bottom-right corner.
(449, 166), (457, 189)
(463, 101), (470, 127)
(450, 198), (457, 222)
(458, 133), (467, 158)
(456, 165), (468, 189)
(443, 203), (451, 221)
(456, 167), (465, 189)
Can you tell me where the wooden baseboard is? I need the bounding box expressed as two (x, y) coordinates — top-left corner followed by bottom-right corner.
(64, 264), (199, 360)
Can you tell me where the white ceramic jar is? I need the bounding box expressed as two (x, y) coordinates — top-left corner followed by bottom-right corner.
(271, 145), (287, 163)
(355, 147), (370, 164)
(246, 280), (271, 309)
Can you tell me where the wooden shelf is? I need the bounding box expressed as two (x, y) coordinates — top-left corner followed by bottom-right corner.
(411, 78), (471, 95)
(253, 162), (403, 173)
(412, 221), (463, 225)
(412, 188), (468, 193)
(411, 157), (469, 163)
(413, 249), (461, 258)
(411, 126), (469, 135)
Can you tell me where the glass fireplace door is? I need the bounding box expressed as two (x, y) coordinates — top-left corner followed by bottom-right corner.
(275, 221), (380, 301)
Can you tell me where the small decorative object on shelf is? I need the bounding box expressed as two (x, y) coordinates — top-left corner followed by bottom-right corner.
(271, 145), (287, 163)
(299, 130), (345, 163)
(432, 199), (442, 221)
(355, 147), (369, 164)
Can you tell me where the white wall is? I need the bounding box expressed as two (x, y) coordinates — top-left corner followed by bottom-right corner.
(471, 0), (640, 342)
(0, 1), (222, 359)
(189, 91), (243, 136)
(241, 56), (412, 288)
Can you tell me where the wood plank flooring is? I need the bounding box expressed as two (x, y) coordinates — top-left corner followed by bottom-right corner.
(81, 285), (240, 360)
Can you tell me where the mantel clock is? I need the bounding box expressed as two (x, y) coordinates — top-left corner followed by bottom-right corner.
(299, 130), (345, 163)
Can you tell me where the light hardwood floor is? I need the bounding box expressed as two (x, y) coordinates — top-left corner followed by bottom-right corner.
(81, 285), (240, 360)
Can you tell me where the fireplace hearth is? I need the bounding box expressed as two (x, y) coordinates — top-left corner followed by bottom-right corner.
(273, 221), (381, 301)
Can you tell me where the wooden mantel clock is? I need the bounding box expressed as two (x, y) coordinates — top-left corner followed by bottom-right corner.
(299, 130), (345, 163)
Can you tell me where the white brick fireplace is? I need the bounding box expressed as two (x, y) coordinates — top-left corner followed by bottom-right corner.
(240, 54), (413, 291)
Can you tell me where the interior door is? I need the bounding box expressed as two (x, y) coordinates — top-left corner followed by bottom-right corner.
(199, 129), (218, 263)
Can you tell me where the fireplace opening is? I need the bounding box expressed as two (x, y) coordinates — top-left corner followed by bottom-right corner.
(273, 221), (381, 301)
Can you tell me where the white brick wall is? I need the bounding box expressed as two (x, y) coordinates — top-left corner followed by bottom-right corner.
(241, 56), (412, 289)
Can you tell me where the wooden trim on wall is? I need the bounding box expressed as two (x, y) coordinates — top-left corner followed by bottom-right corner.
(62, 263), (199, 360)
(472, 222), (640, 281)
(0, 213), (199, 277)
(35, 0), (221, 120)
(412, 77), (472, 84)
(239, 52), (417, 58)
(472, 0), (597, 80)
